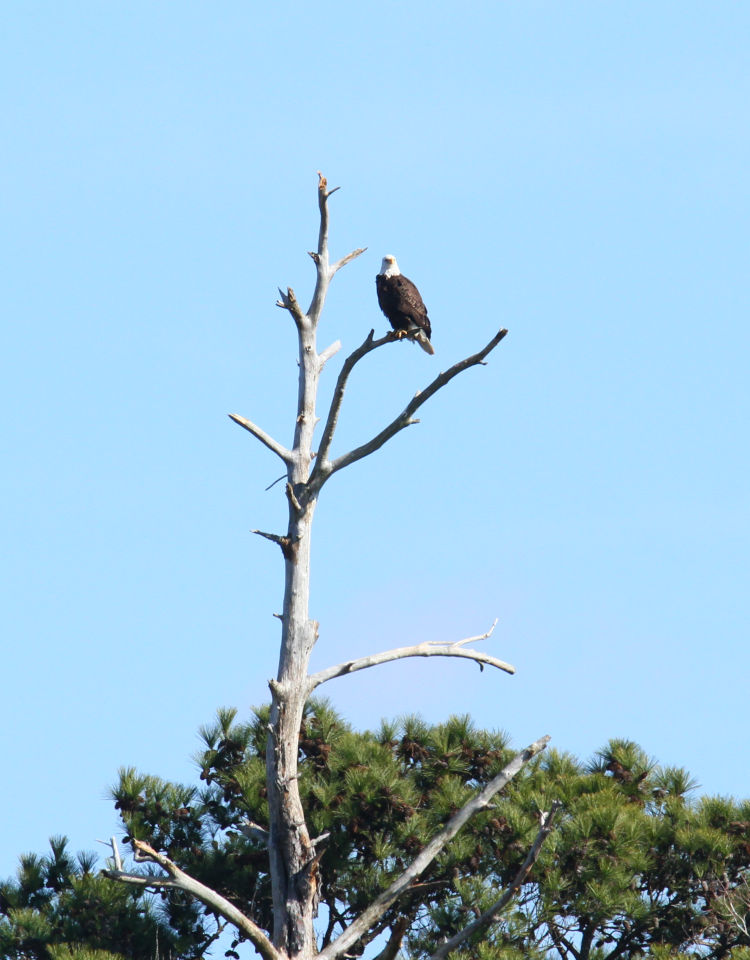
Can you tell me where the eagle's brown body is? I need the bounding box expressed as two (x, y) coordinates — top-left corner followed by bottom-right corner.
(376, 256), (434, 355)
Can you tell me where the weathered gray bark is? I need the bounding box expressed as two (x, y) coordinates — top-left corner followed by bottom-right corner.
(263, 176), (351, 957)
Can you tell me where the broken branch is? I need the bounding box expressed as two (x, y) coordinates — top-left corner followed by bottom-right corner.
(276, 286), (306, 325)
(318, 339), (342, 370)
(252, 529), (295, 559)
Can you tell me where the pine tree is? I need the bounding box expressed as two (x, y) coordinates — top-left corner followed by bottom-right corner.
(6, 715), (750, 959)
(0, 836), (179, 959)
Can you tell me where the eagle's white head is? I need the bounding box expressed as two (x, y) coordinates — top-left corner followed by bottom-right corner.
(379, 254), (401, 277)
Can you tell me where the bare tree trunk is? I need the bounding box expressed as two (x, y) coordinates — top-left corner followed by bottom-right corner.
(264, 174), (365, 957)
(267, 320), (321, 958)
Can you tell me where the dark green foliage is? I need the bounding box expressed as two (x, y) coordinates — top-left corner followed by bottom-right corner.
(4, 711), (750, 960)
(0, 837), (178, 960)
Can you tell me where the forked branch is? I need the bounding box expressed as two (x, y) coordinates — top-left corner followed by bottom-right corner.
(310, 328), (401, 483)
(275, 286), (306, 325)
(428, 800), (563, 960)
(307, 621), (514, 694)
(316, 735), (550, 960)
(104, 839), (281, 960)
(312, 328), (508, 490)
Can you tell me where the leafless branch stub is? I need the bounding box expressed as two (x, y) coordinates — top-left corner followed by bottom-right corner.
(228, 413), (292, 464)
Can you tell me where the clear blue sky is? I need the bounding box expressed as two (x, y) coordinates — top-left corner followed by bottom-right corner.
(2, 1), (748, 890)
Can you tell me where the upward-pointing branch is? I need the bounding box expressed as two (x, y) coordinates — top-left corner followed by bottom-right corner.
(104, 840), (281, 960)
(310, 328), (401, 485)
(311, 327), (508, 491)
(318, 339), (342, 371)
(331, 247), (368, 275)
(306, 172), (336, 324)
(304, 174), (366, 328)
(428, 800), (563, 960)
(228, 413), (293, 464)
(317, 735), (550, 960)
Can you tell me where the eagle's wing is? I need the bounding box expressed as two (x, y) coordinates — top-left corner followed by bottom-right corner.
(393, 275), (432, 339)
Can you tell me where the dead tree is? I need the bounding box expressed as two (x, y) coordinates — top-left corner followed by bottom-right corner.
(107, 174), (554, 960)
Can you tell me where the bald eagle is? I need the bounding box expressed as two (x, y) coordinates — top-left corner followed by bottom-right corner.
(376, 255), (434, 355)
